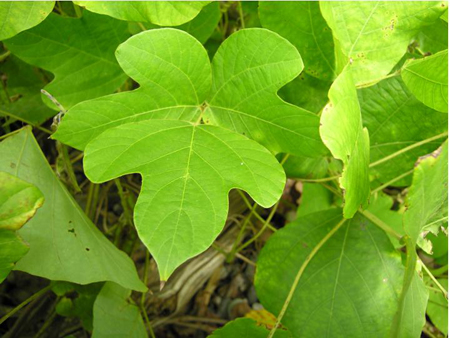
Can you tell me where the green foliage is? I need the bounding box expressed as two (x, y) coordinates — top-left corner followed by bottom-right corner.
(427, 278), (448, 335)
(0, 128), (145, 291)
(0, 1), (55, 40)
(0, 229), (29, 283)
(402, 49), (448, 113)
(208, 318), (291, 338)
(0, 172), (44, 230)
(4, 11), (129, 110)
(320, 70), (370, 218)
(92, 282), (147, 338)
(74, 1), (208, 26)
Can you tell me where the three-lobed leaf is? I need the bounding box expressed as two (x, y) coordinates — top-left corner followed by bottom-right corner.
(0, 171), (44, 230)
(0, 128), (145, 291)
(4, 11), (130, 110)
(402, 49), (448, 113)
(84, 120), (285, 280)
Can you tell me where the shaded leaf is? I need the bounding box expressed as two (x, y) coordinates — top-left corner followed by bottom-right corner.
(0, 55), (54, 124)
(259, 1), (336, 81)
(92, 282), (147, 338)
(320, 70), (370, 218)
(403, 141), (448, 245)
(282, 155), (331, 180)
(4, 11), (129, 110)
(416, 19), (448, 55)
(0, 229), (29, 283)
(208, 318), (291, 338)
(426, 278), (448, 335)
(0, 171), (44, 230)
(75, 1), (207, 26)
(0, 128), (145, 291)
(359, 76), (447, 187)
(296, 183), (334, 218)
(320, 1), (447, 84)
(83, 120), (285, 280)
(255, 208), (404, 338)
(0, 1), (54, 40)
(402, 49), (448, 113)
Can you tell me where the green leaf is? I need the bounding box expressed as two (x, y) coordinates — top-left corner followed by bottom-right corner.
(4, 11), (129, 110)
(0, 171), (44, 230)
(208, 318), (291, 338)
(282, 155), (331, 180)
(320, 1), (447, 84)
(255, 209), (404, 338)
(426, 278), (448, 335)
(0, 229), (29, 283)
(205, 28), (327, 157)
(83, 120), (285, 280)
(259, 1), (336, 81)
(359, 76), (447, 187)
(0, 128), (146, 291)
(54, 28), (326, 158)
(75, 1), (208, 26)
(128, 2), (221, 44)
(403, 141), (448, 245)
(320, 70), (370, 218)
(92, 282), (147, 338)
(0, 55), (54, 125)
(416, 19), (448, 55)
(296, 183), (334, 218)
(0, 1), (54, 40)
(402, 49), (448, 113)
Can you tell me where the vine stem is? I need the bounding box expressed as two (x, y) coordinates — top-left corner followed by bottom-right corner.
(140, 249), (156, 338)
(237, 190), (277, 232)
(420, 260), (448, 300)
(369, 131), (448, 168)
(0, 284), (52, 325)
(268, 218), (347, 338)
(359, 209), (402, 240)
(371, 169), (414, 194)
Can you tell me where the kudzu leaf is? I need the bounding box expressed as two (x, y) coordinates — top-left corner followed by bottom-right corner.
(255, 209), (404, 338)
(426, 278), (448, 335)
(416, 19), (448, 55)
(0, 1), (54, 40)
(75, 1), (208, 26)
(359, 76), (448, 187)
(296, 183), (334, 218)
(403, 141), (448, 245)
(92, 282), (147, 338)
(320, 70), (370, 218)
(0, 171), (44, 230)
(54, 28), (326, 158)
(282, 155), (331, 180)
(205, 28), (327, 157)
(0, 229), (29, 283)
(402, 49), (448, 113)
(53, 28), (210, 150)
(83, 120), (285, 280)
(0, 55), (54, 125)
(259, 1), (336, 81)
(0, 128), (145, 291)
(320, 1), (447, 84)
(208, 318), (291, 338)
(4, 11), (129, 110)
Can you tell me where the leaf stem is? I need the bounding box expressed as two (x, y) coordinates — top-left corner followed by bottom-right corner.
(371, 169), (414, 194)
(228, 202), (258, 261)
(238, 2), (245, 29)
(359, 209), (402, 240)
(268, 218), (347, 338)
(420, 260), (448, 300)
(370, 132), (448, 168)
(140, 249), (156, 338)
(237, 190), (277, 232)
(0, 284), (52, 325)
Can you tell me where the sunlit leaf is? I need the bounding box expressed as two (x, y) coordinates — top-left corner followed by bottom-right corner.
(75, 1), (208, 26)
(0, 128), (146, 291)
(320, 1), (447, 84)
(402, 49), (448, 113)
(320, 70), (370, 218)
(4, 11), (129, 110)
(83, 120), (285, 280)
(255, 208), (404, 338)
(0, 1), (54, 40)
(0, 171), (44, 230)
